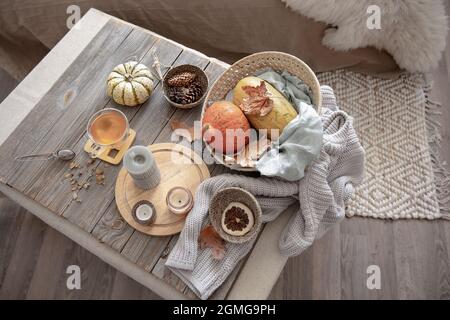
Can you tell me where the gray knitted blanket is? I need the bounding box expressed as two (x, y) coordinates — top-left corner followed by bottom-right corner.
(166, 86), (365, 299)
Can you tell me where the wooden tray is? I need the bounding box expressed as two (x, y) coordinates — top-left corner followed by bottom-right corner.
(115, 143), (210, 236)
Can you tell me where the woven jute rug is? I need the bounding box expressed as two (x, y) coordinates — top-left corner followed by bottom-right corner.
(318, 71), (450, 220)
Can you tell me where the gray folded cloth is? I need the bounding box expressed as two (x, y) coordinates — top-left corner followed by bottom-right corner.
(255, 70), (323, 181)
(166, 86), (365, 299)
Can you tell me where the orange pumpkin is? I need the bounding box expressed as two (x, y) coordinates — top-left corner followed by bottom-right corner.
(202, 101), (250, 154)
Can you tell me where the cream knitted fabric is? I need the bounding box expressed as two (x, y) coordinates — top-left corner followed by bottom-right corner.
(166, 86), (365, 299)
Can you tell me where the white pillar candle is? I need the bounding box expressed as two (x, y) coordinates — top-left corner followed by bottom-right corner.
(124, 146), (161, 190)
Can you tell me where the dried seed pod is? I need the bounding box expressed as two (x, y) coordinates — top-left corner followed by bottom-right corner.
(168, 82), (204, 105)
(64, 173), (73, 179)
(185, 82), (204, 102)
(69, 161), (79, 170)
(167, 72), (196, 87)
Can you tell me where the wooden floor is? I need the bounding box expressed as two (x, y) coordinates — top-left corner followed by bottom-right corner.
(1, 33), (450, 299)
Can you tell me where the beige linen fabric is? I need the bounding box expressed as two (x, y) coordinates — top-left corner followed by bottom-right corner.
(0, 0), (400, 80)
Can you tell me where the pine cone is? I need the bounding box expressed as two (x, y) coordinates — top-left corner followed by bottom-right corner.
(184, 82), (204, 103)
(167, 72), (196, 87)
(168, 82), (204, 105)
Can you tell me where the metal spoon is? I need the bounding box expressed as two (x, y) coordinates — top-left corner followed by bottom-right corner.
(15, 149), (76, 162)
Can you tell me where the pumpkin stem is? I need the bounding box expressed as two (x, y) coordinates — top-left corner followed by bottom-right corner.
(202, 124), (210, 132)
(202, 124), (213, 143)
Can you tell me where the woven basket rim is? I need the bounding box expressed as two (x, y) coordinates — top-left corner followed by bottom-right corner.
(202, 51), (322, 114)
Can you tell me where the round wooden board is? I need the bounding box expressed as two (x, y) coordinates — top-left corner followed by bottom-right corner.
(115, 143), (210, 236)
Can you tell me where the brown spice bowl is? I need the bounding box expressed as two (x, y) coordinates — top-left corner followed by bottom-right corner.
(209, 187), (262, 244)
(163, 64), (208, 109)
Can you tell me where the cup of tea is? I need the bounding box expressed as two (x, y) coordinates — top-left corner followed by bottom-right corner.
(87, 108), (130, 158)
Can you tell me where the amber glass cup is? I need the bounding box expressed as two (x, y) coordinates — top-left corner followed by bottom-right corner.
(86, 108), (130, 158)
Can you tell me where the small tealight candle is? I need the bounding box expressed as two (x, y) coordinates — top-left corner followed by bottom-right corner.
(166, 187), (193, 215)
(132, 200), (156, 225)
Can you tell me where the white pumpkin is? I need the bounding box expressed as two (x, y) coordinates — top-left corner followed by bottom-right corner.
(107, 61), (154, 107)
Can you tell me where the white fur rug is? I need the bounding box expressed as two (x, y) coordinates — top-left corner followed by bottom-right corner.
(282, 0), (448, 73)
(318, 70), (449, 220)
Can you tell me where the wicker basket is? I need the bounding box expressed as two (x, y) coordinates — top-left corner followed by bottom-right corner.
(201, 51), (322, 172)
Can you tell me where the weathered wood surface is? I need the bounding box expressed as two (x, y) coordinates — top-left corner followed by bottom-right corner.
(0, 13), (256, 299)
(1, 6), (450, 299)
(0, 11), (111, 147)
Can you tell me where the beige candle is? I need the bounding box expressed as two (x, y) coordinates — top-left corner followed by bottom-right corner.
(166, 187), (193, 215)
(132, 200), (156, 225)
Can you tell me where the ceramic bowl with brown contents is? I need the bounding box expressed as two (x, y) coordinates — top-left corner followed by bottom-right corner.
(163, 64), (208, 109)
(209, 187), (262, 244)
